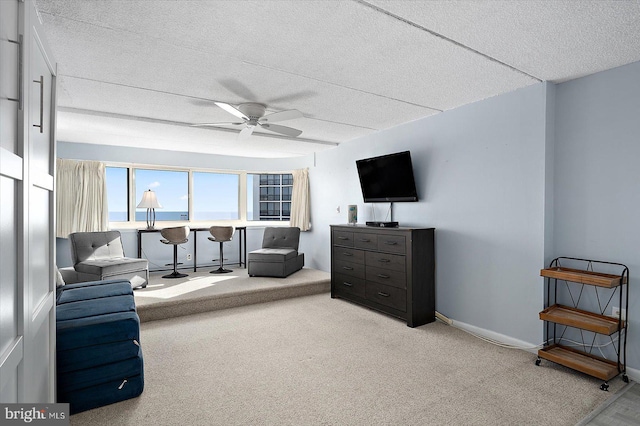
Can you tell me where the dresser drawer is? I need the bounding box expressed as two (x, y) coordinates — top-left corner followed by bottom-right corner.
(377, 235), (406, 254)
(333, 273), (366, 299)
(366, 282), (406, 312)
(366, 265), (406, 289)
(365, 251), (405, 272)
(333, 230), (354, 247)
(334, 260), (365, 279)
(332, 246), (365, 264)
(354, 233), (378, 250)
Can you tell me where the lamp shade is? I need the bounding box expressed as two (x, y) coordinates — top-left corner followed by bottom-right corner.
(137, 190), (162, 209)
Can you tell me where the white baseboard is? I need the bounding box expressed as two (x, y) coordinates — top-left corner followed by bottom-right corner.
(451, 319), (540, 354)
(624, 366), (640, 383)
(450, 319), (640, 383)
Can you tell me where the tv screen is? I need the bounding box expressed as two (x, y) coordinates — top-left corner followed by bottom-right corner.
(356, 151), (419, 202)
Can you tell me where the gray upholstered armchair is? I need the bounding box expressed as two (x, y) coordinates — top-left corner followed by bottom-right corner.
(64, 231), (149, 289)
(248, 227), (304, 278)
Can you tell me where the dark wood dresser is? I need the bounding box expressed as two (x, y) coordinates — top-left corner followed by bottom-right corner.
(330, 225), (435, 327)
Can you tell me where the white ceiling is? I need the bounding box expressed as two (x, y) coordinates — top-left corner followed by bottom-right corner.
(36, 0), (640, 158)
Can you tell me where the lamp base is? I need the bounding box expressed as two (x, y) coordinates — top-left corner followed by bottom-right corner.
(146, 208), (156, 230)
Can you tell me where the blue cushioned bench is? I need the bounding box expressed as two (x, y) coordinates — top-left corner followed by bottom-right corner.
(56, 279), (144, 414)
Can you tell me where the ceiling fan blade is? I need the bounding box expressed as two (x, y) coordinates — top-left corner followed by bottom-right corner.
(214, 102), (249, 121)
(218, 78), (258, 101)
(266, 90), (317, 104)
(260, 109), (303, 123)
(238, 125), (255, 140)
(259, 123), (303, 137)
(190, 122), (244, 127)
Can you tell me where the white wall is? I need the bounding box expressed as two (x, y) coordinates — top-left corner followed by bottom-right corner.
(57, 143), (314, 172)
(554, 60), (640, 369)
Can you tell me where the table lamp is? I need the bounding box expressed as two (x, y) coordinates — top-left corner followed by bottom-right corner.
(137, 189), (162, 229)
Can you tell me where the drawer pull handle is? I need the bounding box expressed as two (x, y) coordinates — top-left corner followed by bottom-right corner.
(342, 282), (353, 287)
(377, 274), (390, 279)
(338, 236), (349, 240)
(343, 252), (353, 256)
(342, 266), (354, 271)
(377, 292), (390, 297)
(359, 239), (371, 242)
(384, 241), (398, 245)
(378, 259), (390, 263)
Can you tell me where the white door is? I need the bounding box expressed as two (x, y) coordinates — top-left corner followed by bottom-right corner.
(0, 0), (24, 403)
(0, 0), (57, 403)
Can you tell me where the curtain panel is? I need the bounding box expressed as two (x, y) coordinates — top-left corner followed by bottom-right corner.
(56, 159), (108, 238)
(290, 168), (311, 231)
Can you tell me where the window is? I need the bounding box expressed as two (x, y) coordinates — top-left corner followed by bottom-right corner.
(135, 169), (189, 221)
(106, 167), (128, 221)
(247, 173), (292, 221)
(105, 165), (290, 224)
(192, 172), (239, 220)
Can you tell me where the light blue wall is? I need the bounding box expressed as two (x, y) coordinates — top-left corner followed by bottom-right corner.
(57, 60), (640, 372)
(553, 60), (640, 369)
(56, 143), (316, 268)
(307, 83), (551, 347)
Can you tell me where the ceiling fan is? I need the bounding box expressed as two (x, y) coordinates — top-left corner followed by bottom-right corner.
(191, 102), (303, 140)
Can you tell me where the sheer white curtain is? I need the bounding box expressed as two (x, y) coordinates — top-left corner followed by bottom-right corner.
(56, 159), (108, 238)
(290, 168), (311, 231)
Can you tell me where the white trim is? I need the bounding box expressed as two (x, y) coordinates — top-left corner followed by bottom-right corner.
(451, 319), (640, 382)
(31, 170), (53, 191)
(0, 336), (23, 391)
(452, 319), (540, 354)
(625, 366), (640, 383)
(30, 292), (53, 331)
(0, 147), (23, 180)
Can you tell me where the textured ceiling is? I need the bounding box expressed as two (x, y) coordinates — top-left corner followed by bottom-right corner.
(35, 0), (640, 158)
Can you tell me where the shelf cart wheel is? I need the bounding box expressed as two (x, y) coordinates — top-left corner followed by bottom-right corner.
(623, 375), (629, 383)
(600, 382), (609, 391)
(535, 358), (541, 366)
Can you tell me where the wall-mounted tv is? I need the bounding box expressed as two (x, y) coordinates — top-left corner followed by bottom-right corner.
(356, 151), (419, 203)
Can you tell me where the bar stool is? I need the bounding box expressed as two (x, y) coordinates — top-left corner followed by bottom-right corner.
(160, 226), (190, 279)
(208, 226), (235, 274)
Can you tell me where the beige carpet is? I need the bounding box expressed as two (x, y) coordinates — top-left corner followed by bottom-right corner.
(70, 293), (624, 425)
(134, 267), (330, 322)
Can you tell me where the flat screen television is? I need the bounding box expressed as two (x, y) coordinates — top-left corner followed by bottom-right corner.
(356, 151), (419, 202)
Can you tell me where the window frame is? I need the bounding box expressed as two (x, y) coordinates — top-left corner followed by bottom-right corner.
(134, 167), (191, 222)
(104, 162), (292, 228)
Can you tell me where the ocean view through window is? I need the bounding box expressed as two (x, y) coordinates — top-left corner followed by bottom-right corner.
(135, 169), (189, 221)
(106, 165), (292, 225)
(193, 172), (239, 220)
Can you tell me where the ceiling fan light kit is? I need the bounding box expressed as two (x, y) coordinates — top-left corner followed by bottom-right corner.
(192, 102), (304, 139)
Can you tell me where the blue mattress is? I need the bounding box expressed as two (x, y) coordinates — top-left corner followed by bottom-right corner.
(58, 347), (143, 392)
(57, 281), (133, 304)
(56, 295), (136, 321)
(58, 347), (144, 414)
(57, 311), (140, 352)
(57, 339), (141, 374)
(56, 278), (144, 413)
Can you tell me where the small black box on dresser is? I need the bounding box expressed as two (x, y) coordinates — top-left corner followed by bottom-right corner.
(330, 225), (435, 327)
